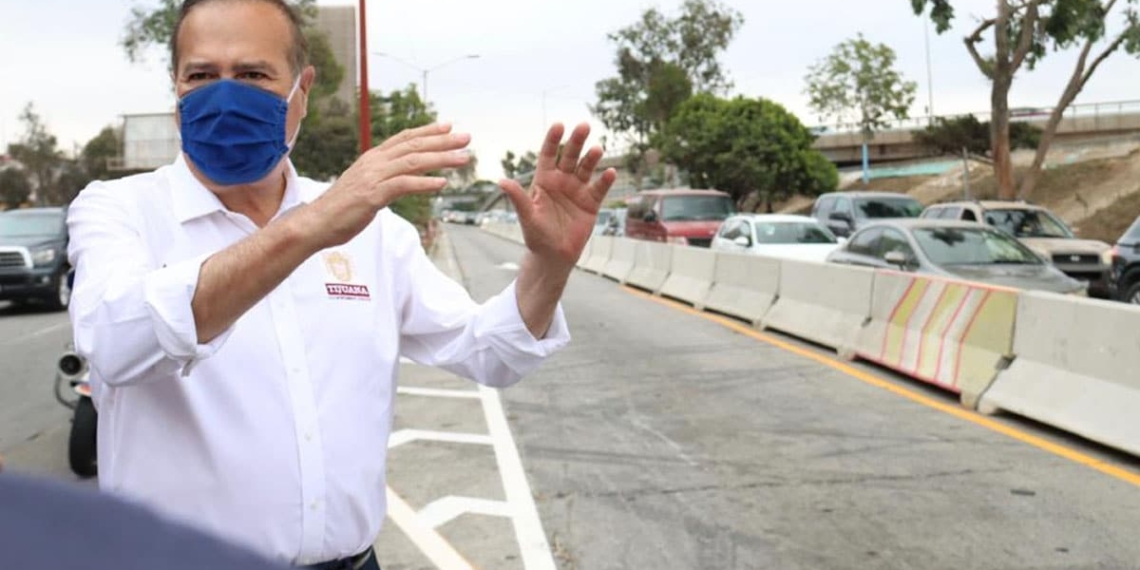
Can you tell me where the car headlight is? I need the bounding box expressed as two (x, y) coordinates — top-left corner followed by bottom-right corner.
(31, 248), (57, 267)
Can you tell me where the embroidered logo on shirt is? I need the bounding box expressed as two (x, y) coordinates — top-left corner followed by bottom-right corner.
(323, 251), (370, 301)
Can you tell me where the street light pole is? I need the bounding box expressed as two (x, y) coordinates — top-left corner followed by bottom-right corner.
(924, 14), (935, 122)
(372, 52), (479, 103)
(357, 0), (371, 153)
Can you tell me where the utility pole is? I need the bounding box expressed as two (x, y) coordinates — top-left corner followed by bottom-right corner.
(357, 0), (371, 153)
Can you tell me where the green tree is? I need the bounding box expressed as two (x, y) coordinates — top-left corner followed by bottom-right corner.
(591, 0), (743, 189)
(501, 150), (538, 180)
(81, 126), (122, 183)
(7, 103), (64, 206)
(369, 86), (438, 232)
(659, 94), (838, 212)
(914, 115), (1042, 157)
(0, 168), (32, 209)
(291, 98), (358, 180)
(913, 0), (1140, 200)
(804, 33), (917, 183)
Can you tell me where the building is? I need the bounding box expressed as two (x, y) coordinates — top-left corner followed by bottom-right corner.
(315, 5), (357, 106)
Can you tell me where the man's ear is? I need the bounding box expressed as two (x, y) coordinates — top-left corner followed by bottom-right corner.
(299, 65), (317, 119)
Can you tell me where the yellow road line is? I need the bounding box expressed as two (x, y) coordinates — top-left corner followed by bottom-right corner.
(622, 285), (1140, 489)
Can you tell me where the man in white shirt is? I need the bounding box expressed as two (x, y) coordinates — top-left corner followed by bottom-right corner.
(65, 0), (615, 568)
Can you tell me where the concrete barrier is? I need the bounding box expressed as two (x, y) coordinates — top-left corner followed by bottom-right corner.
(602, 238), (637, 283)
(980, 292), (1140, 456)
(625, 241), (672, 294)
(855, 271), (1017, 408)
(702, 252), (780, 325)
(762, 260), (874, 354)
(582, 236), (613, 274)
(659, 246), (717, 308)
(577, 238), (593, 269)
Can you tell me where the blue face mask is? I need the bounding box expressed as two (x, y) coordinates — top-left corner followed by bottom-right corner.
(178, 78), (302, 186)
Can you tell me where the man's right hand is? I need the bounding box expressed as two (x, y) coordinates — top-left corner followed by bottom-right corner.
(302, 123), (471, 248)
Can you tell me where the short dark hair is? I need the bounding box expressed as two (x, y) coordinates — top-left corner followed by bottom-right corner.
(171, 0), (309, 76)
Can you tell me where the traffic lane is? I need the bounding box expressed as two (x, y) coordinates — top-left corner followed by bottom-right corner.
(447, 225), (1140, 570)
(0, 301), (73, 472)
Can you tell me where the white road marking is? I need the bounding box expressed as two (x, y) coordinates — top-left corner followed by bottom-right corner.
(385, 487), (475, 570)
(396, 387), (481, 399)
(479, 385), (558, 570)
(387, 429), (494, 449)
(417, 496), (513, 529)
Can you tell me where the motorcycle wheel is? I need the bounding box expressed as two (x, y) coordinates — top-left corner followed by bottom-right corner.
(68, 397), (97, 479)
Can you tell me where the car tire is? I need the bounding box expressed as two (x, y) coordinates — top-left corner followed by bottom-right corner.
(43, 269), (71, 312)
(68, 397), (98, 479)
(1124, 281), (1140, 305)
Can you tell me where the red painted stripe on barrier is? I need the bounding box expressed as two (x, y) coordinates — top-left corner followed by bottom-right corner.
(934, 287), (975, 384)
(897, 279), (932, 369)
(915, 282), (951, 375)
(952, 290), (993, 388)
(880, 277), (920, 360)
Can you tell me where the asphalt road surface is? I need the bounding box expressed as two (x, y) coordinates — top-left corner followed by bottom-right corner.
(5, 224), (1140, 570)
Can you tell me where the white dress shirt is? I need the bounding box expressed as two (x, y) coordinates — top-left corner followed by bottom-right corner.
(66, 156), (569, 565)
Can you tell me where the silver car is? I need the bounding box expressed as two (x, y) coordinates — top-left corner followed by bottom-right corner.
(826, 219), (1086, 295)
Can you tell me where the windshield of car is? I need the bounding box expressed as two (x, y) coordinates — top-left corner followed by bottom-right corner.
(754, 222), (837, 245)
(984, 208), (1073, 238)
(1125, 218), (1140, 243)
(0, 212), (63, 238)
(855, 197), (924, 219)
(913, 227), (1043, 266)
(662, 195), (735, 222)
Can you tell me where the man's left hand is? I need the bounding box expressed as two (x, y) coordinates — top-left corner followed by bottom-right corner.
(500, 123), (617, 266)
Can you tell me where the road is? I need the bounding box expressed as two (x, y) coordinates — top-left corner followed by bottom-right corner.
(4, 224), (1140, 569)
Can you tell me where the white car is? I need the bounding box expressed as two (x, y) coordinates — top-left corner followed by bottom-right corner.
(711, 214), (842, 263)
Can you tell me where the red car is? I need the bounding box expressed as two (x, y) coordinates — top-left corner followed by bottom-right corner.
(622, 189), (736, 248)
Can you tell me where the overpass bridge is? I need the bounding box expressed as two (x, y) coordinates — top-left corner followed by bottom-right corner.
(813, 99), (1140, 165)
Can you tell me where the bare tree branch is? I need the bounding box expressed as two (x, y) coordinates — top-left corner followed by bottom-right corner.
(964, 18), (997, 79)
(1010, 0), (1045, 72)
(1080, 32), (1128, 91)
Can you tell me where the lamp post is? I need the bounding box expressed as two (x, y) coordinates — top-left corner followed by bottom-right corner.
(372, 52), (480, 103)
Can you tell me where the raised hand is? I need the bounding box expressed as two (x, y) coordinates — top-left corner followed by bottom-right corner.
(499, 123), (617, 266)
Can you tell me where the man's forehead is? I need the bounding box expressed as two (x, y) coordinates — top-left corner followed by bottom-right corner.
(176, 0), (294, 67)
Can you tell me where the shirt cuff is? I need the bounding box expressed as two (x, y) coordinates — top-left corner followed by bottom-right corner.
(143, 254), (233, 376)
(476, 280), (570, 374)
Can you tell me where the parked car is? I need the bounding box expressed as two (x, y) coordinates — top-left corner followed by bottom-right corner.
(711, 214), (842, 263)
(826, 219), (1086, 295)
(602, 207), (627, 237)
(0, 207), (72, 310)
(811, 192), (924, 238)
(1109, 216), (1140, 304)
(624, 189), (736, 247)
(921, 201), (1111, 296)
(593, 208), (616, 236)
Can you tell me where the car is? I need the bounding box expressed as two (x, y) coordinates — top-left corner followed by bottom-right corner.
(921, 201), (1111, 297)
(0, 207), (72, 310)
(602, 207), (627, 237)
(711, 214), (842, 263)
(1108, 216), (1140, 304)
(624, 189), (736, 247)
(811, 191), (924, 238)
(593, 208), (616, 236)
(826, 219), (1086, 295)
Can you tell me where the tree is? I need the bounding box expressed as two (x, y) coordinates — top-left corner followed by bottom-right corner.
(81, 126), (122, 183)
(501, 150), (538, 180)
(591, 0), (743, 189)
(291, 98), (358, 180)
(7, 103), (63, 206)
(0, 169), (32, 209)
(914, 115), (1042, 157)
(913, 0), (1140, 200)
(659, 94), (838, 212)
(804, 33), (917, 183)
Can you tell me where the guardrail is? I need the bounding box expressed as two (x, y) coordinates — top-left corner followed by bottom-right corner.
(481, 222), (1140, 459)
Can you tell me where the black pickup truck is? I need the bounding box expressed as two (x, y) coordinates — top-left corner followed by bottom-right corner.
(0, 207), (71, 311)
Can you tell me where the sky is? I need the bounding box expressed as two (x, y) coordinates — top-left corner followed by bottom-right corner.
(2, 0), (1139, 180)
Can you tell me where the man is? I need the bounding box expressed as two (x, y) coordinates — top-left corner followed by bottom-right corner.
(66, 0), (615, 568)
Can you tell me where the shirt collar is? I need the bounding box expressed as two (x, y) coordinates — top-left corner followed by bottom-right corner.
(168, 154), (311, 224)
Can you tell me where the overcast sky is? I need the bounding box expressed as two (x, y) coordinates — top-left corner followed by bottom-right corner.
(2, 0), (1139, 179)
